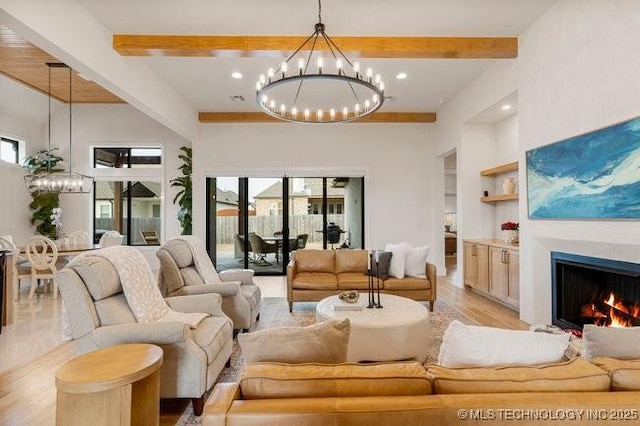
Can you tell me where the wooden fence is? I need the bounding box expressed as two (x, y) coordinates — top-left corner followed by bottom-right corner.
(216, 214), (345, 244)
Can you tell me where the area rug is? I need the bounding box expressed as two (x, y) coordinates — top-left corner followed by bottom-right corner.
(175, 297), (477, 425)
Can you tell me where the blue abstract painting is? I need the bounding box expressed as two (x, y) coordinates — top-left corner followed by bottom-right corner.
(527, 117), (640, 219)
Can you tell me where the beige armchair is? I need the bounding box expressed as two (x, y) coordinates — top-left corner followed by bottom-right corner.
(156, 238), (261, 333)
(55, 255), (233, 415)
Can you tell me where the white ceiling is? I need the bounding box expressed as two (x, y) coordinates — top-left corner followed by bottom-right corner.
(8, 1), (558, 118)
(74, 0), (557, 114)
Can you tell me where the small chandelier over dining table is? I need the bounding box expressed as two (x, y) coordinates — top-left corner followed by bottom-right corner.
(24, 63), (93, 194)
(255, 0), (385, 124)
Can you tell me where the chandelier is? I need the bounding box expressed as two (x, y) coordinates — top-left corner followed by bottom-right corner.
(24, 63), (93, 194)
(255, 0), (385, 124)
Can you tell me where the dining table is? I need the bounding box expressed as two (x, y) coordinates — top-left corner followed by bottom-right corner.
(261, 235), (297, 263)
(19, 243), (102, 256)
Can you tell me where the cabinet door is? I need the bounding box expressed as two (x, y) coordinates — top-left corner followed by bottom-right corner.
(506, 249), (519, 307)
(489, 247), (508, 299)
(463, 243), (478, 287)
(475, 245), (489, 292)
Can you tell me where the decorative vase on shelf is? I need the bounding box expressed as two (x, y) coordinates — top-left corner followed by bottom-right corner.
(502, 177), (516, 195)
(501, 230), (519, 243)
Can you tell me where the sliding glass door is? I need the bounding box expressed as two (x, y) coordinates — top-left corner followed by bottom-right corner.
(207, 176), (364, 275)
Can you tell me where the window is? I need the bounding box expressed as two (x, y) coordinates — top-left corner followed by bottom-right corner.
(99, 204), (111, 218)
(92, 145), (163, 245)
(94, 147), (161, 169)
(0, 137), (19, 164)
(94, 180), (161, 245)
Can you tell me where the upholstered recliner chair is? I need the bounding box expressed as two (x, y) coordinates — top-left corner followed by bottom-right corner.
(55, 248), (233, 415)
(156, 237), (261, 333)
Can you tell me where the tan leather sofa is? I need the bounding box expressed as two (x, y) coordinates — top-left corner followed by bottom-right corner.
(203, 358), (640, 425)
(287, 249), (436, 312)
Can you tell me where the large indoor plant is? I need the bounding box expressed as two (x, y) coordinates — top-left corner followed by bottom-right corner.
(22, 148), (63, 238)
(170, 146), (192, 235)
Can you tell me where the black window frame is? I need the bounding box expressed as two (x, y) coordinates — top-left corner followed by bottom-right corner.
(0, 137), (19, 164)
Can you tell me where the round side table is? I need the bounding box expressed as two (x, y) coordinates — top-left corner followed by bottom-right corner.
(55, 343), (163, 426)
(316, 294), (429, 363)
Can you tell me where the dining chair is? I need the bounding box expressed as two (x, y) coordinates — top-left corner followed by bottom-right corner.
(98, 230), (123, 247)
(18, 236), (59, 299)
(68, 231), (91, 248)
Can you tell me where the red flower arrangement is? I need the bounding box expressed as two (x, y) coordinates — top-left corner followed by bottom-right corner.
(501, 221), (519, 231)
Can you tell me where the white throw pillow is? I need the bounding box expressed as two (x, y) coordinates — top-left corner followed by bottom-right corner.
(438, 320), (570, 367)
(405, 245), (430, 277)
(384, 242), (410, 279)
(583, 324), (640, 360)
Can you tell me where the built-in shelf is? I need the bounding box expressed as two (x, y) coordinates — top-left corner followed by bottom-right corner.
(480, 161), (518, 176)
(480, 161), (519, 203)
(481, 194), (519, 203)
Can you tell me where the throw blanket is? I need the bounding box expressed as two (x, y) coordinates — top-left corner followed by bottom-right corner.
(77, 246), (208, 328)
(171, 236), (222, 285)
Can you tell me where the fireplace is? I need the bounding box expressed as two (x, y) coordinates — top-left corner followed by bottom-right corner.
(551, 251), (640, 330)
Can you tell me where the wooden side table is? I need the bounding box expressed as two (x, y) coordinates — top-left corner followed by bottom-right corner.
(55, 344), (163, 426)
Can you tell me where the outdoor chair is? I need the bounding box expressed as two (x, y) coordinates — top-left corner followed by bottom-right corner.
(235, 234), (257, 263)
(141, 230), (160, 245)
(248, 233), (278, 265)
(296, 233), (309, 249)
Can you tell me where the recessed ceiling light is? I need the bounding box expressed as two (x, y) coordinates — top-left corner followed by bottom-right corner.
(396, 72), (408, 80)
(501, 104), (512, 111)
(231, 72), (243, 79)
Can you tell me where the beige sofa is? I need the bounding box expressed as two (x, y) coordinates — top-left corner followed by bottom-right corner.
(287, 249), (436, 312)
(203, 357), (640, 425)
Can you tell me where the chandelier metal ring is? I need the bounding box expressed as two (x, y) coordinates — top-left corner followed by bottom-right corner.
(255, 0), (385, 124)
(257, 74), (384, 124)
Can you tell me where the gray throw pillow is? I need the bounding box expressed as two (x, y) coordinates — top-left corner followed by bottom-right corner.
(366, 251), (392, 280)
(238, 318), (350, 364)
(583, 324), (640, 360)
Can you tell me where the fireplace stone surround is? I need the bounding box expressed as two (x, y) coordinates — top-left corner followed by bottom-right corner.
(524, 237), (640, 326)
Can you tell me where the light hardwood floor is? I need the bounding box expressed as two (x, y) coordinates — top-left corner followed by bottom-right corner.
(0, 258), (528, 425)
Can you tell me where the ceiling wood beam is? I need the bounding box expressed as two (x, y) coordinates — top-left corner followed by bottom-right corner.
(198, 112), (436, 124)
(114, 35), (517, 59)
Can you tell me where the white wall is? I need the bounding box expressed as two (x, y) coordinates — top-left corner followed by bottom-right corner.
(55, 104), (190, 247)
(517, 0), (640, 324)
(0, 110), (45, 244)
(194, 124), (441, 269)
(0, 102), (188, 269)
(493, 113), (519, 233)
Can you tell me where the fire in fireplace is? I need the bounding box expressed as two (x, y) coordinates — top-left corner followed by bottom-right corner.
(551, 252), (640, 330)
(580, 291), (640, 328)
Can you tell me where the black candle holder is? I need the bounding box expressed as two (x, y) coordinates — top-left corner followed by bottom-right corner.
(367, 251), (375, 309)
(375, 259), (383, 309)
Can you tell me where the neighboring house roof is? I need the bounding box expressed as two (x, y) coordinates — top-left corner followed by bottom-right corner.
(253, 180), (345, 199)
(253, 181), (307, 199)
(94, 181), (161, 200)
(216, 188), (238, 206)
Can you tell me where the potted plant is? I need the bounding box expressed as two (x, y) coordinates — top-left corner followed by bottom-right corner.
(170, 146), (192, 235)
(500, 221), (519, 243)
(22, 148), (63, 238)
